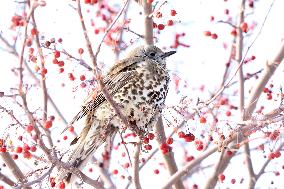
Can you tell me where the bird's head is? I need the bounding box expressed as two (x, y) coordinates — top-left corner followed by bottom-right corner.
(127, 45), (176, 65)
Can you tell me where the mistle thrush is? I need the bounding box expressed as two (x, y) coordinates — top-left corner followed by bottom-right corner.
(55, 45), (176, 183)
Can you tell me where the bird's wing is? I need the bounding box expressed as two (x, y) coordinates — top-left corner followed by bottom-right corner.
(69, 68), (138, 125)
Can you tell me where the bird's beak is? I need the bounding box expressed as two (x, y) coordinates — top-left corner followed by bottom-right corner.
(161, 51), (176, 58)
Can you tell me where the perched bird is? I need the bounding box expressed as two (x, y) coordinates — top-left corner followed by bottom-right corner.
(55, 45), (176, 184)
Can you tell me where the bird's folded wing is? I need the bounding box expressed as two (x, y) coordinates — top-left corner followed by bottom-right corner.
(70, 70), (137, 124)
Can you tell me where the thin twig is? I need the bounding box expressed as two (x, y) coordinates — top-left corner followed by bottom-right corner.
(28, 0), (48, 122)
(0, 32), (68, 126)
(14, 166), (55, 189)
(255, 142), (284, 180)
(201, 0), (276, 109)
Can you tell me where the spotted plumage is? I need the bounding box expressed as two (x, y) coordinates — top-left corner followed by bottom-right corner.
(55, 45), (175, 184)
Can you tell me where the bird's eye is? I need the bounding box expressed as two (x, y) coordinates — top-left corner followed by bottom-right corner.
(149, 52), (156, 57)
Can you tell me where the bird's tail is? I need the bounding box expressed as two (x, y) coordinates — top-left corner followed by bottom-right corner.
(53, 120), (117, 185)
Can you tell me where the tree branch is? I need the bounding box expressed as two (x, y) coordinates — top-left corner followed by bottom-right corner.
(133, 142), (142, 189)
(0, 152), (31, 189)
(141, 1), (184, 188)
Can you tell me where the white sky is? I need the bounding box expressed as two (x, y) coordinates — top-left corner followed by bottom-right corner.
(0, 0), (284, 188)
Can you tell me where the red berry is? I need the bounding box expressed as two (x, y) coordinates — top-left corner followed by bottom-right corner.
(160, 143), (168, 150)
(12, 154), (18, 160)
(184, 133), (195, 142)
(156, 12), (162, 18)
(226, 150), (233, 156)
(148, 133), (155, 140)
(23, 143), (30, 151)
(29, 47), (34, 54)
(78, 48), (84, 54)
(167, 20), (174, 26)
(161, 148), (169, 154)
(30, 145), (37, 152)
(25, 125), (34, 132)
(219, 173), (225, 181)
(204, 31), (211, 36)
(94, 29), (100, 34)
(58, 61), (65, 67)
(154, 169), (159, 174)
(211, 33), (218, 39)
(157, 24), (165, 30)
(225, 111), (231, 116)
(178, 131), (185, 138)
(68, 126), (74, 132)
(23, 151), (32, 159)
(52, 59), (58, 64)
(68, 73), (75, 81)
(80, 75), (86, 81)
(54, 51), (60, 58)
(30, 28), (37, 35)
(275, 150), (281, 158)
(199, 116), (207, 123)
(241, 22), (248, 33)
(144, 144), (152, 150)
(123, 163), (130, 169)
(0, 147), (7, 153)
(15, 146), (23, 153)
(41, 68), (48, 76)
(170, 10), (177, 16)
(231, 29), (237, 36)
(185, 155), (194, 162)
(63, 136), (68, 140)
(248, 1), (254, 8)
(268, 152), (275, 160)
(18, 136), (23, 141)
(192, 184), (198, 189)
(153, 22), (157, 28)
(143, 137), (149, 144)
(112, 169), (118, 174)
(166, 137), (173, 145)
(195, 140), (204, 151)
(59, 68), (64, 73)
(49, 115), (55, 121)
(263, 87), (270, 93)
(224, 9), (229, 15)
(269, 130), (279, 140)
(44, 120), (52, 129)
(58, 181), (65, 189)
(80, 82), (86, 88)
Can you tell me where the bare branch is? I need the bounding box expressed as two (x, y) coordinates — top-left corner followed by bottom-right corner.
(133, 142), (142, 189)
(161, 104), (284, 189)
(255, 142), (284, 180)
(160, 147), (217, 189)
(0, 29), (68, 127)
(0, 172), (16, 187)
(0, 152), (31, 189)
(154, 118), (184, 189)
(14, 166), (55, 189)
